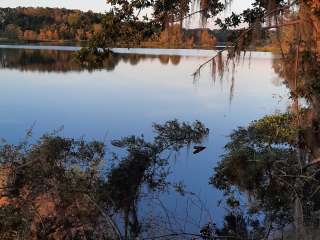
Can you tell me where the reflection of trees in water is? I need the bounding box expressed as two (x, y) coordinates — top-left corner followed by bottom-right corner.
(0, 120), (209, 239)
(128, 54), (140, 66)
(209, 2), (320, 238)
(0, 48), (81, 72)
(158, 55), (170, 65)
(170, 55), (181, 65)
(209, 27), (320, 240)
(273, 50), (320, 160)
(0, 48), (182, 73)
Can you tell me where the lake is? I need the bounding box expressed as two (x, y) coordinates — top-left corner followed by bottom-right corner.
(0, 45), (289, 233)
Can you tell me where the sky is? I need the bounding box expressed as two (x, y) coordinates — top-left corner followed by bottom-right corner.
(0, 0), (253, 13)
(0, 0), (109, 13)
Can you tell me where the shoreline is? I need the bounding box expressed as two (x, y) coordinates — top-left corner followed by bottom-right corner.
(0, 39), (276, 52)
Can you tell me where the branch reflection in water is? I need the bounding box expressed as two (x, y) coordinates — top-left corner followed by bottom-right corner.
(0, 120), (209, 239)
(0, 48), (184, 73)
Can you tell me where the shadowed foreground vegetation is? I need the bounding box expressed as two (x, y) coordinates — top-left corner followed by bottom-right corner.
(0, 120), (210, 239)
(0, 0), (320, 239)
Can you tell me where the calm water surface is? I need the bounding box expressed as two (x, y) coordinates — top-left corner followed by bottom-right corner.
(0, 46), (289, 229)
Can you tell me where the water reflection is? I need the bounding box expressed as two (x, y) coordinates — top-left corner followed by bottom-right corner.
(0, 120), (209, 239)
(0, 48), (182, 72)
(209, 46), (320, 239)
(0, 46), (289, 239)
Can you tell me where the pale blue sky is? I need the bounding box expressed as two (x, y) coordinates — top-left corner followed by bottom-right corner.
(0, 0), (253, 13)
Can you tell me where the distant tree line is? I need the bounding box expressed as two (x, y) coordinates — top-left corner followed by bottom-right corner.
(0, 7), (224, 48)
(0, 7), (104, 42)
(142, 24), (218, 49)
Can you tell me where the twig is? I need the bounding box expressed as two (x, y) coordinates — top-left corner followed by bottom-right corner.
(262, 19), (300, 30)
(84, 194), (123, 240)
(142, 232), (240, 240)
(304, 158), (320, 169)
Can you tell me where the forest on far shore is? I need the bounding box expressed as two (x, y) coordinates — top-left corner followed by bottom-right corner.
(0, 7), (237, 48)
(0, 7), (103, 42)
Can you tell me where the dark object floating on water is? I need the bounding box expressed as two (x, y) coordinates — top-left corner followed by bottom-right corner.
(193, 146), (206, 154)
(111, 140), (125, 148)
